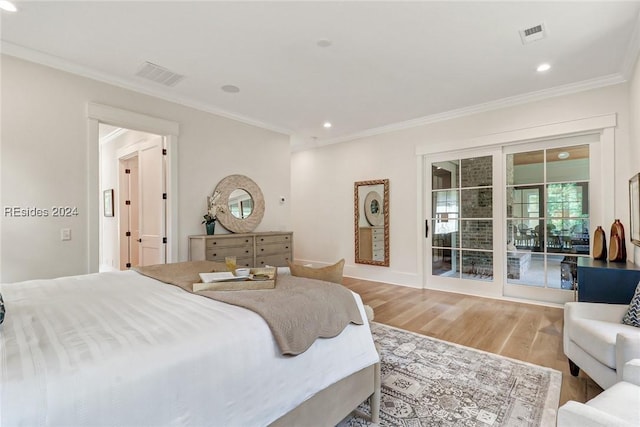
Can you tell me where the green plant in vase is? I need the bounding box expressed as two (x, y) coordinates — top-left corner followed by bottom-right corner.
(202, 190), (225, 235)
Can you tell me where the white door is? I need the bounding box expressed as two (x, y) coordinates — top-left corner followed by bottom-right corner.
(118, 156), (140, 270)
(138, 135), (166, 266)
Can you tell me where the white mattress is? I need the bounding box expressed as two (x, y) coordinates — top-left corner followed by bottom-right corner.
(0, 270), (378, 426)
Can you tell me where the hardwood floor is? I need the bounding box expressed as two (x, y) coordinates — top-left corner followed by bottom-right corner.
(342, 277), (603, 406)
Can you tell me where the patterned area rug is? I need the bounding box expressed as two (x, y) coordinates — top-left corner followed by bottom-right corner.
(340, 322), (561, 427)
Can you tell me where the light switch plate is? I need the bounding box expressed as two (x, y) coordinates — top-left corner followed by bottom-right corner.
(61, 228), (71, 241)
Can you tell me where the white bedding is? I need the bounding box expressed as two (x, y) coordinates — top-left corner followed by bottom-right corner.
(0, 270), (378, 426)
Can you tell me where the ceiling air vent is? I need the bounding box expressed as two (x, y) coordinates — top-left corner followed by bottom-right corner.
(135, 61), (185, 87)
(519, 23), (547, 45)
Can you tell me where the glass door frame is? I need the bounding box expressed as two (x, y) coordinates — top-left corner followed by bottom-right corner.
(418, 115), (616, 305)
(502, 134), (603, 304)
(423, 147), (505, 299)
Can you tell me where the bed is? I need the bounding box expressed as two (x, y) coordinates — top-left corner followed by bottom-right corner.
(0, 267), (380, 426)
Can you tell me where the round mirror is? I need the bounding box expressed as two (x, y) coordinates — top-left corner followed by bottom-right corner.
(228, 188), (254, 219)
(364, 191), (383, 226)
(213, 174), (265, 233)
(370, 199), (380, 215)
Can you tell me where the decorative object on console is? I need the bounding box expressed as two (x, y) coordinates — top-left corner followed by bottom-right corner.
(289, 259), (345, 284)
(630, 173), (640, 246)
(608, 219), (627, 262)
(212, 174), (265, 233)
(592, 225), (607, 260)
(202, 188), (226, 234)
(355, 179), (389, 267)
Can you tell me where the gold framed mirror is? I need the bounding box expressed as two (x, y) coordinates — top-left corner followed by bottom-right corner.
(354, 179), (389, 266)
(214, 174), (265, 233)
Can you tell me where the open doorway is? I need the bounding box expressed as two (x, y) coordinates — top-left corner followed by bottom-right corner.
(99, 125), (166, 271)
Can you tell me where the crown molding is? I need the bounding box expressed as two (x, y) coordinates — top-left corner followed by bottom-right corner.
(1, 41), (292, 137)
(2, 41), (629, 153)
(306, 73), (626, 150)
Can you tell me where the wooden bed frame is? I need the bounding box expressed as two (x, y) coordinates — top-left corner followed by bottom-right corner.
(270, 360), (381, 426)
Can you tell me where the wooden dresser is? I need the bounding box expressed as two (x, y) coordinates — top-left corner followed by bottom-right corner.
(359, 227), (384, 261)
(188, 232), (293, 267)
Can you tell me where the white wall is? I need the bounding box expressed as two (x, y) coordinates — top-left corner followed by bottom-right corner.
(628, 55), (640, 264)
(292, 83), (631, 287)
(1, 55), (291, 282)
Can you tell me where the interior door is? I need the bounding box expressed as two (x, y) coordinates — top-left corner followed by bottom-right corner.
(138, 135), (166, 266)
(118, 156), (140, 269)
(424, 149), (503, 298)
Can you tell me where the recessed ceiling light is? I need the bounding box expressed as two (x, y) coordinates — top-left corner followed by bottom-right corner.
(537, 63), (551, 72)
(221, 85), (240, 93)
(317, 39), (332, 48)
(323, 122), (332, 129)
(557, 152), (570, 160)
(0, 1), (17, 12)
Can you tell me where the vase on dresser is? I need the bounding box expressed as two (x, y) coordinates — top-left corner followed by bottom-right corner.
(608, 219), (626, 262)
(205, 221), (216, 235)
(592, 226), (607, 260)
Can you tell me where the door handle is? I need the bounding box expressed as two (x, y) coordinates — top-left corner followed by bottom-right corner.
(425, 220), (429, 238)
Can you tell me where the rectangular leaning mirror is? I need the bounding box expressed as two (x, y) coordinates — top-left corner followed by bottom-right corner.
(355, 179), (389, 266)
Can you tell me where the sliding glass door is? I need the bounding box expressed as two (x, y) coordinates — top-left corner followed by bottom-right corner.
(425, 150), (503, 297)
(424, 134), (600, 304)
(504, 139), (592, 303)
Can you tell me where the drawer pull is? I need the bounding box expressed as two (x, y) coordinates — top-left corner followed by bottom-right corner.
(285, 246), (289, 249)
(245, 250), (249, 253)
(261, 238), (264, 241)
(245, 239), (249, 243)
(213, 253), (217, 257)
(213, 242), (217, 245)
(261, 248), (264, 252)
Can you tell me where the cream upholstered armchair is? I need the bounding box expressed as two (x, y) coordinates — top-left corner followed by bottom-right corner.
(563, 302), (640, 389)
(557, 359), (640, 426)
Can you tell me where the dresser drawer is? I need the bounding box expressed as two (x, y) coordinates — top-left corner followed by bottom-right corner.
(256, 242), (292, 257)
(372, 241), (384, 251)
(372, 229), (384, 241)
(189, 232), (293, 267)
(256, 234), (292, 245)
(206, 236), (253, 249)
(256, 253), (292, 267)
(206, 246), (254, 260)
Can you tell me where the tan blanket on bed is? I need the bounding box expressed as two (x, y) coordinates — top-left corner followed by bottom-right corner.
(134, 261), (364, 355)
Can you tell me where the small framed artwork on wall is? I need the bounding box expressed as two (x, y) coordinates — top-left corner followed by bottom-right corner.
(629, 174), (640, 246)
(103, 189), (114, 217)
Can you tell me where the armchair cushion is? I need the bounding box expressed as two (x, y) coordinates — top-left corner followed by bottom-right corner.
(558, 380), (640, 427)
(623, 359), (640, 385)
(564, 302), (640, 389)
(557, 401), (634, 427)
(571, 319), (639, 369)
(622, 282), (640, 327)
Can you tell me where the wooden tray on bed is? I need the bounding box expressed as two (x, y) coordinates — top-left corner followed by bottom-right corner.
(194, 267), (277, 292)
